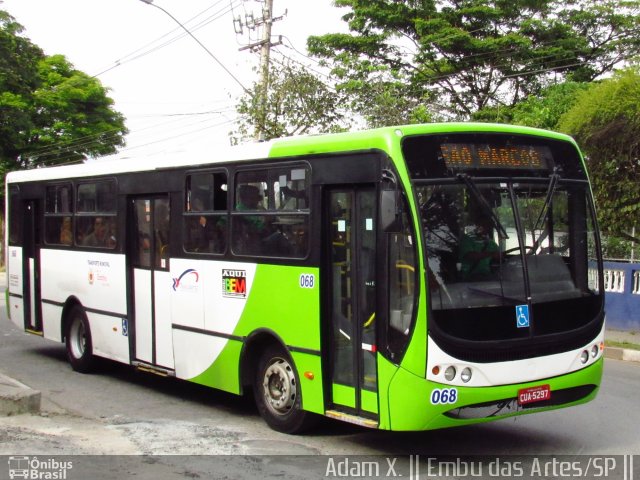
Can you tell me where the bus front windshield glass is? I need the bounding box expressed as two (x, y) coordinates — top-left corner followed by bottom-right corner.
(402, 132), (604, 343)
(418, 180), (602, 340)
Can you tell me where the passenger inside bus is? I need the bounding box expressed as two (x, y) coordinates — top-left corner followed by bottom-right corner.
(186, 198), (215, 252)
(59, 217), (73, 245)
(459, 214), (500, 281)
(235, 185), (268, 253)
(82, 216), (106, 247)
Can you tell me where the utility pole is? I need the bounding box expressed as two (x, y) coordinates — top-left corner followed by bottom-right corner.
(235, 0), (284, 140)
(257, 0), (274, 141)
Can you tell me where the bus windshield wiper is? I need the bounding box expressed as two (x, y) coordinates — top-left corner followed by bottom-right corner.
(457, 174), (508, 239)
(533, 171), (560, 233)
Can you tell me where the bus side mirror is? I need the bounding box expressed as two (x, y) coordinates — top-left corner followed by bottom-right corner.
(381, 190), (401, 232)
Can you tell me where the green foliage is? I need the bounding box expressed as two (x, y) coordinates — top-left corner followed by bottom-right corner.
(0, 10), (127, 179)
(558, 68), (640, 236)
(601, 235), (635, 261)
(308, 0), (640, 124)
(232, 62), (346, 143)
(472, 81), (590, 129)
(343, 78), (435, 128)
(27, 55), (127, 167)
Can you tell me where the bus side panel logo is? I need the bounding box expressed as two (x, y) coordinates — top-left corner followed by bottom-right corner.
(222, 269), (247, 298)
(173, 269), (199, 292)
(516, 304), (530, 328)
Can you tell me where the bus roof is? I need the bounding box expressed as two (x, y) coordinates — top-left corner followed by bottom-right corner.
(6, 123), (576, 184)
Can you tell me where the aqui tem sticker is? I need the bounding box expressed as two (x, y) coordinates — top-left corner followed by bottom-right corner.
(222, 269), (247, 298)
(516, 304), (530, 328)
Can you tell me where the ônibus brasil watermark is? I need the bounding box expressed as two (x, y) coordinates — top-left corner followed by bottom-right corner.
(7, 456), (72, 480)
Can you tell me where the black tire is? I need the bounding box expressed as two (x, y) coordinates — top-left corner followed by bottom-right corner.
(65, 306), (96, 373)
(253, 345), (317, 434)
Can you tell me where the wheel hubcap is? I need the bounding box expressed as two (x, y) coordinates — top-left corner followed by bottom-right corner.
(262, 358), (296, 416)
(69, 318), (86, 359)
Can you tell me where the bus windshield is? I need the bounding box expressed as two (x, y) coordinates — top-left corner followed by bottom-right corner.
(403, 133), (603, 343)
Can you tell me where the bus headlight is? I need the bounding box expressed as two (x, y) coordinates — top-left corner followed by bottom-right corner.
(460, 367), (472, 383)
(444, 366), (456, 381)
(591, 345), (599, 358)
(580, 350), (589, 364)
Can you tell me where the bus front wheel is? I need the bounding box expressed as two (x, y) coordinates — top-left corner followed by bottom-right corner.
(65, 306), (95, 373)
(253, 345), (316, 434)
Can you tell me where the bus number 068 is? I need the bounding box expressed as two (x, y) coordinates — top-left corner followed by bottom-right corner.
(430, 388), (458, 405)
(299, 274), (315, 289)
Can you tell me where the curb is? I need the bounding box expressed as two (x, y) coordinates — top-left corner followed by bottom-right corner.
(604, 347), (640, 363)
(0, 372), (41, 416)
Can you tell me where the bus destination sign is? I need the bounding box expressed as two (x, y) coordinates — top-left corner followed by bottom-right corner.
(440, 143), (551, 170)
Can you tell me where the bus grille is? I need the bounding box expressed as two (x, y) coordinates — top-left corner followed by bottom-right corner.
(443, 385), (597, 420)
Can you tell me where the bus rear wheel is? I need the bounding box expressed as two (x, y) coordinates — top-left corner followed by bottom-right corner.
(253, 345), (316, 434)
(65, 306), (95, 373)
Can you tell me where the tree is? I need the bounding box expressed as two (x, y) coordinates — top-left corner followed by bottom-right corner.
(342, 77), (434, 128)
(472, 81), (590, 129)
(231, 61), (346, 143)
(0, 10), (42, 175)
(0, 10), (127, 179)
(308, 0), (640, 123)
(558, 68), (640, 236)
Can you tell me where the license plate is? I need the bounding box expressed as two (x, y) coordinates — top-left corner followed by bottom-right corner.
(518, 384), (551, 405)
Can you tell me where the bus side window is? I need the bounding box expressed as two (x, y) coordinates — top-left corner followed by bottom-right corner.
(231, 168), (310, 258)
(274, 167), (308, 210)
(184, 171), (227, 254)
(79, 216), (116, 248)
(233, 183), (269, 256)
(75, 180), (117, 249)
(8, 186), (21, 245)
(44, 216), (73, 245)
(44, 183), (73, 246)
(387, 195), (417, 359)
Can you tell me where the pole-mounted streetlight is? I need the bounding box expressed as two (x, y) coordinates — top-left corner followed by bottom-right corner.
(139, 0), (249, 94)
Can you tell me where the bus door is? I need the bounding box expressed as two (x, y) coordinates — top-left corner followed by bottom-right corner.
(129, 196), (173, 370)
(326, 187), (379, 418)
(22, 200), (42, 333)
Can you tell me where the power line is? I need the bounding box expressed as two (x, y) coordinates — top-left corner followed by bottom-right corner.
(93, 0), (230, 73)
(24, 105), (236, 161)
(92, 1), (240, 78)
(139, 0), (249, 93)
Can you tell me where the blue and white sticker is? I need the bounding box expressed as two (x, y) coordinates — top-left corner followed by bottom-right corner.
(516, 304), (530, 328)
(299, 274), (315, 289)
(430, 388), (458, 405)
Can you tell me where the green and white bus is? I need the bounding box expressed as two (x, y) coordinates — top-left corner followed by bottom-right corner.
(5, 123), (604, 433)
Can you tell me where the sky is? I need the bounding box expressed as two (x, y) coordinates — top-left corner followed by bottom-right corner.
(1, 0), (346, 161)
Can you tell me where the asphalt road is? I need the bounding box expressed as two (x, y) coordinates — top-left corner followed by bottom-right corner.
(1, 307), (639, 479)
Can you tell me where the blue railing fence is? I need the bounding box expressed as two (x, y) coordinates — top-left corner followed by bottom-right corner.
(599, 261), (640, 331)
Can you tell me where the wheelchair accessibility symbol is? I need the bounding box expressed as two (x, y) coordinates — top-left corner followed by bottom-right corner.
(516, 304), (530, 328)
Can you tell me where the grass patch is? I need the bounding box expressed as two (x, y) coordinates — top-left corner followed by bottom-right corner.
(605, 340), (640, 351)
